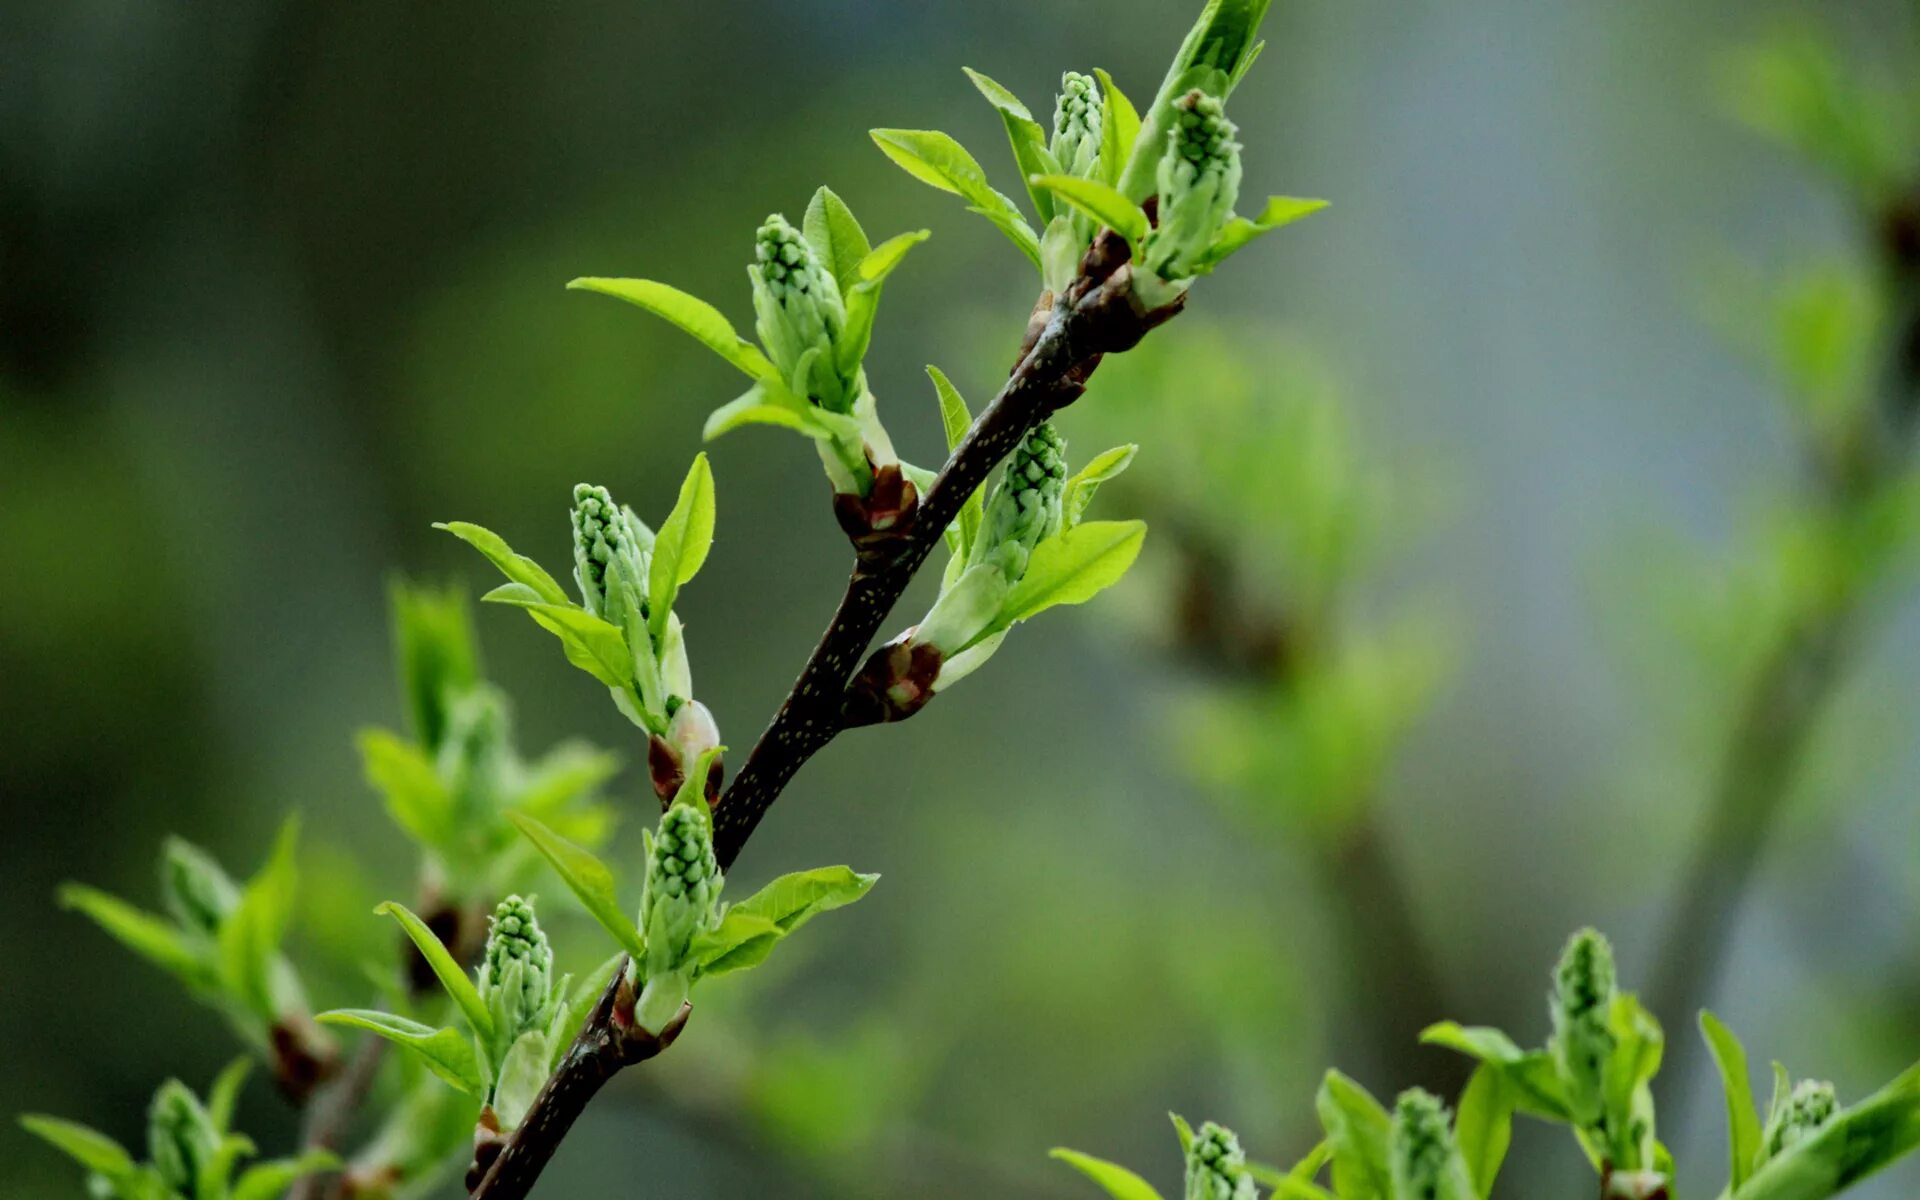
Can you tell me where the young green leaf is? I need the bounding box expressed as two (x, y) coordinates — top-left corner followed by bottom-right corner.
(704, 382), (816, 442)
(1316, 1070), (1393, 1200)
(837, 229), (932, 377)
(803, 186), (872, 287)
(1454, 1064), (1515, 1200)
(376, 901), (494, 1043)
(1028, 175), (1150, 245)
(482, 587), (635, 691)
(1732, 1061), (1920, 1200)
(926, 366), (985, 558)
(1061, 444), (1137, 528)
(998, 519), (1147, 629)
(508, 812), (647, 962)
(962, 67), (1057, 221)
(1201, 197), (1330, 270)
(315, 1010), (485, 1097)
(19, 1115), (137, 1179)
(729, 866), (879, 935)
(356, 729), (453, 848)
(205, 1058), (252, 1133)
(217, 816), (300, 1020)
(231, 1151), (343, 1200)
(869, 128), (1041, 268)
(686, 909), (785, 978)
(647, 452), (717, 643)
(566, 278), (775, 382)
(1093, 69), (1141, 189)
(1048, 1148), (1166, 1200)
(57, 884), (210, 985)
(1702, 1010), (1764, 1189)
(1169, 1111), (1195, 1151)
(433, 522), (569, 606)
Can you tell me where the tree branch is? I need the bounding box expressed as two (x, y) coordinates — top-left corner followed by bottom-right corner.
(466, 241), (1181, 1199)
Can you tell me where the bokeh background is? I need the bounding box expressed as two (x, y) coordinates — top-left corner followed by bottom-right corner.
(7, 0), (1920, 1196)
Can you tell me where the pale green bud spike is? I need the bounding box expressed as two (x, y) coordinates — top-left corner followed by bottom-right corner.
(159, 839), (240, 937)
(1143, 90), (1243, 283)
(750, 213), (854, 414)
(1765, 1079), (1839, 1161)
(1184, 1121), (1257, 1200)
(1550, 927), (1617, 1130)
(970, 422), (1067, 581)
(435, 684), (512, 824)
(571, 483), (649, 623)
(1390, 1089), (1474, 1200)
(640, 801), (722, 979)
(147, 1080), (218, 1194)
(481, 895), (553, 1039)
(1052, 72), (1104, 179)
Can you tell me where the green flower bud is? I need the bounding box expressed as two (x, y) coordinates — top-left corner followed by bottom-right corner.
(571, 483), (650, 625)
(1390, 1089), (1475, 1200)
(1052, 72), (1104, 179)
(147, 1079), (218, 1194)
(640, 801), (722, 979)
(160, 839), (240, 937)
(1550, 927), (1617, 1130)
(1765, 1079), (1839, 1161)
(436, 684), (512, 825)
(1143, 90), (1242, 283)
(970, 422), (1067, 581)
(480, 895), (553, 1040)
(1184, 1121), (1257, 1200)
(750, 214), (855, 414)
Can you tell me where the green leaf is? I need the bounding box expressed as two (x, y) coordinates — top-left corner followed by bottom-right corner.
(1028, 175), (1150, 245)
(218, 816), (300, 1020)
(1316, 1070), (1394, 1200)
(1201, 196), (1330, 270)
(998, 520), (1147, 629)
(1093, 69), (1141, 189)
(1732, 1061), (1920, 1200)
(508, 812), (647, 962)
(731, 866), (879, 935)
(647, 452), (717, 643)
(567, 277), (775, 382)
(432, 522), (569, 606)
(803, 186), (872, 286)
(58, 884), (210, 986)
(1260, 1179), (1339, 1200)
(926, 366), (984, 557)
(1419, 1022), (1527, 1063)
(837, 229), (932, 377)
(1048, 1148), (1166, 1200)
(356, 728), (452, 848)
(1455, 1064), (1515, 1199)
(962, 67), (1057, 221)
(869, 129), (1041, 268)
(1169, 1112), (1194, 1150)
(687, 909), (785, 978)
(20, 1115), (137, 1179)
(231, 1151), (343, 1200)
(1702, 1010), (1764, 1189)
(1061, 444), (1137, 528)
(376, 901), (493, 1043)
(482, 586), (635, 690)
(315, 1010), (485, 1097)
(703, 382), (816, 442)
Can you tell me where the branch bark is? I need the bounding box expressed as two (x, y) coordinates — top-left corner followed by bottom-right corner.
(467, 240), (1181, 1199)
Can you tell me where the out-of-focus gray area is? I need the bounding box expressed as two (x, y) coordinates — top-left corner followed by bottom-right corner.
(5, 0), (1920, 1196)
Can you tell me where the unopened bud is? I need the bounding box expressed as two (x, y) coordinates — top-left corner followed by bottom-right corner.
(1144, 91), (1242, 283)
(571, 483), (650, 625)
(160, 839), (240, 937)
(1052, 72), (1104, 179)
(750, 214), (855, 413)
(640, 802), (722, 981)
(1390, 1089), (1474, 1200)
(147, 1080), (218, 1194)
(970, 422), (1067, 581)
(1765, 1079), (1839, 1161)
(1184, 1121), (1256, 1200)
(480, 895), (553, 1040)
(1550, 927), (1617, 1129)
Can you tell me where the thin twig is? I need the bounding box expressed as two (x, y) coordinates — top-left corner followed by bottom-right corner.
(286, 1035), (388, 1200)
(469, 237), (1181, 1200)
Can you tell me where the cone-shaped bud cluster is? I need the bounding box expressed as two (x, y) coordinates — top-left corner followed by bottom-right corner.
(971, 422), (1068, 582)
(571, 483), (649, 625)
(1390, 1089), (1474, 1200)
(147, 1080), (218, 1194)
(1052, 72), (1104, 179)
(641, 802), (721, 979)
(160, 839), (240, 937)
(1144, 90), (1243, 282)
(1766, 1079), (1839, 1160)
(436, 685), (512, 824)
(1184, 1121), (1257, 1200)
(480, 895), (553, 1040)
(1550, 927), (1618, 1130)
(751, 214), (855, 414)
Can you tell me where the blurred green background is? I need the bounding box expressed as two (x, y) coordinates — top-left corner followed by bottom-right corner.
(7, 0), (1920, 1196)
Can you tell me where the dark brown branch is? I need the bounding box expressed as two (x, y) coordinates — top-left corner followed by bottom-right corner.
(466, 240), (1181, 1200)
(285, 1034), (387, 1200)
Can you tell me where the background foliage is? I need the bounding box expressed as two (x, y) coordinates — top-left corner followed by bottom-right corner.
(7, 0), (1920, 1197)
